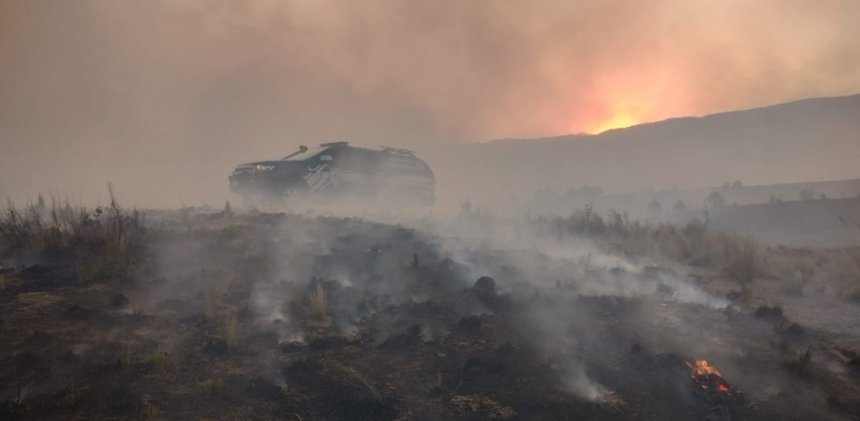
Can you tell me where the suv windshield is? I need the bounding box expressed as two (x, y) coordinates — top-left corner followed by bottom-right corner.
(283, 147), (328, 161)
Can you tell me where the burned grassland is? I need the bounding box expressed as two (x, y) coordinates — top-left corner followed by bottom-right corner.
(1, 198), (860, 420)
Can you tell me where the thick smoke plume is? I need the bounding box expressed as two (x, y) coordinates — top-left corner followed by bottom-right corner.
(2, 0), (860, 207)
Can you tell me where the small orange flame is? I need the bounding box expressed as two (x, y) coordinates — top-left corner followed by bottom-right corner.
(688, 359), (721, 377)
(687, 359), (731, 392)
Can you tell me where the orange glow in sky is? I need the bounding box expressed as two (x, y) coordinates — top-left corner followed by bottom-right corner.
(587, 111), (641, 134)
(576, 68), (681, 135)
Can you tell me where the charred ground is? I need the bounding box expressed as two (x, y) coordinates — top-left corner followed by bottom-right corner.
(1, 198), (860, 421)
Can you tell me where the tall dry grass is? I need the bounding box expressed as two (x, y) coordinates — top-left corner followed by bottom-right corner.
(303, 283), (329, 321)
(0, 184), (146, 258)
(0, 185), (147, 282)
(529, 206), (767, 271)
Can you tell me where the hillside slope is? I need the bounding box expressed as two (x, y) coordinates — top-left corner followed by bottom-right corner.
(424, 94), (860, 208)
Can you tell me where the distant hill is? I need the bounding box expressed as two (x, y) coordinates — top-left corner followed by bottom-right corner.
(423, 93), (860, 209)
(590, 178), (860, 218)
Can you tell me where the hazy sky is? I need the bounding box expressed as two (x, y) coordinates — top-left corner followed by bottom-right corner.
(1, 0), (859, 206)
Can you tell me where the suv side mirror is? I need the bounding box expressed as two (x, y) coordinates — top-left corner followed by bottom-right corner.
(320, 155), (333, 162)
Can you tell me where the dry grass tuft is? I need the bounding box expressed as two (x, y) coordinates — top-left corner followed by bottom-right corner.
(197, 378), (225, 397)
(740, 282), (754, 302)
(303, 283), (329, 321)
(120, 343), (133, 372)
(204, 284), (217, 319)
(418, 372), (443, 395)
(0, 185), (147, 278)
(224, 310), (239, 353)
(75, 260), (104, 285)
(797, 345), (813, 375)
(139, 399), (160, 420)
(64, 376), (78, 407)
(147, 343), (175, 372)
(338, 362), (382, 402)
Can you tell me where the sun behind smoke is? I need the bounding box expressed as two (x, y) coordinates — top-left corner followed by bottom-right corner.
(587, 112), (641, 134)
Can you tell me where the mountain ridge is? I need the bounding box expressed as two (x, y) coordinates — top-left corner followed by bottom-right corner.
(482, 92), (860, 145)
(424, 93), (860, 208)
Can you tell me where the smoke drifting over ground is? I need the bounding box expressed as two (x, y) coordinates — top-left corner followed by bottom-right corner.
(2, 186), (860, 419)
(3, 3), (860, 417)
(2, 0), (860, 207)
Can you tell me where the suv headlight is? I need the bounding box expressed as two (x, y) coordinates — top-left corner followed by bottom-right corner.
(255, 165), (275, 171)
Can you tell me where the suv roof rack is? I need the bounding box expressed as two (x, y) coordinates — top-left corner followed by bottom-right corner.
(380, 146), (416, 156)
(320, 141), (349, 147)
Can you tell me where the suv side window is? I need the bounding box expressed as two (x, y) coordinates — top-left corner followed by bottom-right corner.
(342, 148), (382, 174)
(385, 155), (418, 177)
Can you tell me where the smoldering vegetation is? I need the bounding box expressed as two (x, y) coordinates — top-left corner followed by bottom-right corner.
(1, 192), (860, 420)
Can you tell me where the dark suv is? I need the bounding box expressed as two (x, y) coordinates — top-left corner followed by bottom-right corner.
(229, 142), (435, 205)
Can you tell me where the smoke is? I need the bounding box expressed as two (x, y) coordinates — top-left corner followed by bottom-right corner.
(2, 0), (859, 207)
(563, 361), (610, 401)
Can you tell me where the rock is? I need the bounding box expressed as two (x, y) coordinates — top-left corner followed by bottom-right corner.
(202, 339), (228, 355)
(473, 276), (496, 300)
(488, 405), (518, 420)
(66, 304), (96, 319)
(655, 283), (674, 296)
(110, 293), (129, 307)
(380, 325), (422, 349)
(463, 357), (505, 376)
(279, 341), (306, 352)
(458, 316), (482, 334)
(245, 376), (284, 401)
